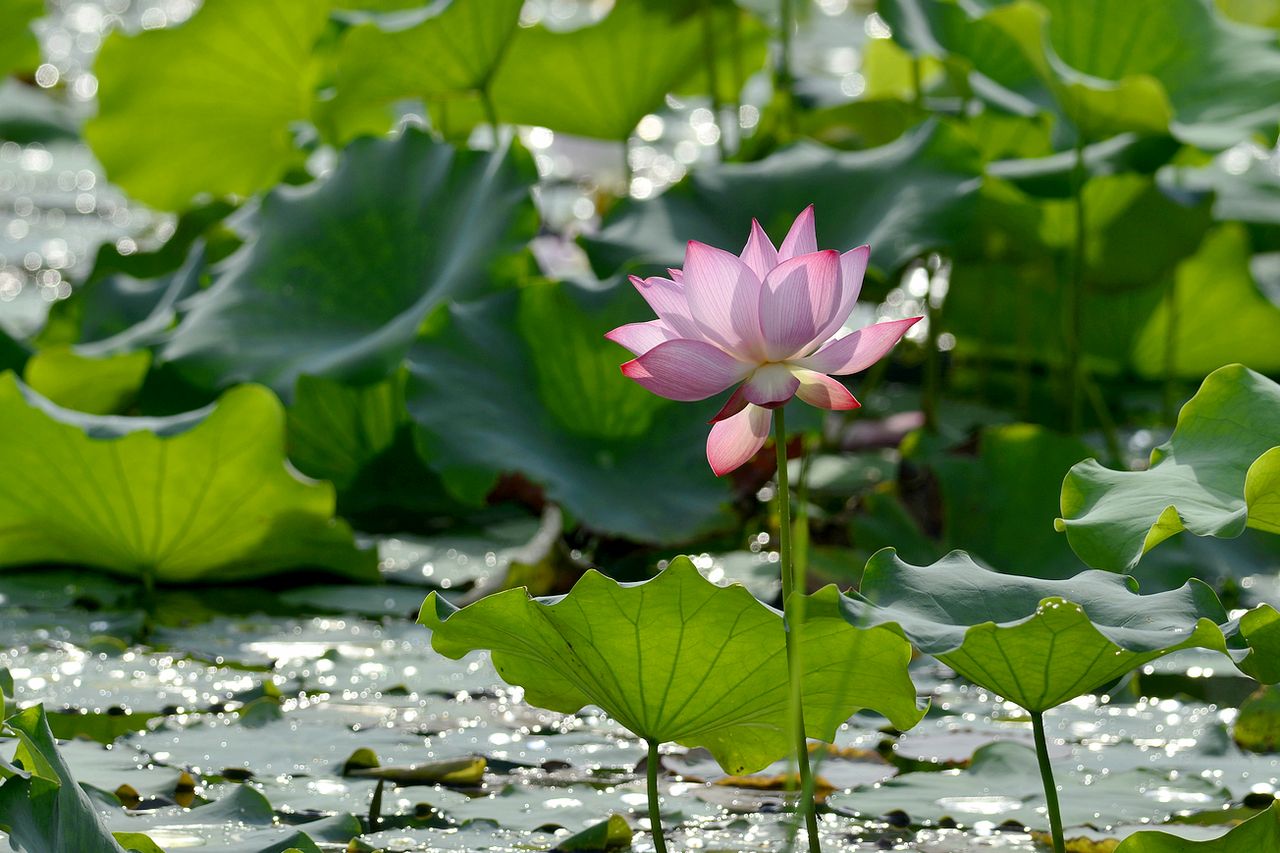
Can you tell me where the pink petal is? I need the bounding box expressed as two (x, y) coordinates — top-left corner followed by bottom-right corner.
(682, 241), (764, 358)
(629, 274), (701, 339)
(741, 363), (801, 408)
(778, 205), (817, 261)
(796, 317), (922, 376)
(707, 404), (772, 476)
(758, 250), (841, 361)
(668, 268), (684, 283)
(811, 245), (870, 347)
(739, 219), (779, 280)
(620, 338), (750, 401)
(710, 384), (749, 423)
(604, 320), (678, 356)
(793, 369), (860, 410)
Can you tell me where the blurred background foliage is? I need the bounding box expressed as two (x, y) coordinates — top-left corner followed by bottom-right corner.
(1, 0), (1279, 596)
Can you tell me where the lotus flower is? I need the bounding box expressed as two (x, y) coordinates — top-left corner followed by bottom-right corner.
(606, 206), (921, 475)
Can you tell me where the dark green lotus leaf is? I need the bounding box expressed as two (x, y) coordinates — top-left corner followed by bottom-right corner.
(880, 0), (1174, 141)
(831, 549), (1271, 712)
(584, 121), (981, 280)
(1113, 804), (1280, 851)
(163, 130), (537, 397)
(406, 279), (733, 543)
(988, 133), (1182, 199)
(944, 174), (1211, 375)
(0, 372), (374, 583)
(420, 557), (923, 775)
(85, 0), (328, 211)
(0, 0), (43, 78)
(830, 740), (1227, 830)
(1035, 0), (1280, 149)
(1130, 226), (1280, 378)
(1058, 364), (1280, 571)
(324, 0), (524, 143)
(0, 705), (132, 853)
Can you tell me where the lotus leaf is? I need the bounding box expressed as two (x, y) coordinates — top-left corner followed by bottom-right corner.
(831, 549), (1273, 712)
(419, 557), (923, 775)
(0, 372), (374, 583)
(1058, 364), (1280, 570)
(163, 129), (537, 396)
(84, 0), (328, 210)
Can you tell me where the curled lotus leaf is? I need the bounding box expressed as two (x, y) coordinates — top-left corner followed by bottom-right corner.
(1113, 803), (1280, 851)
(0, 372), (374, 583)
(419, 557), (924, 775)
(829, 549), (1275, 712)
(1058, 364), (1280, 571)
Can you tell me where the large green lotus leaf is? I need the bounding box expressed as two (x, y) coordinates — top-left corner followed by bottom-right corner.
(488, 2), (758, 141)
(84, 0), (327, 211)
(1036, 0), (1280, 148)
(0, 0), (42, 78)
(1113, 805), (1280, 851)
(944, 175), (1210, 375)
(1131, 226), (1280, 378)
(830, 740), (1226, 830)
(324, 0), (524, 143)
(0, 705), (131, 853)
(406, 279), (733, 543)
(0, 372), (374, 583)
(831, 549), (1268, 712)
(419, 557), (923, 775)
(904, 424), (1093, 579)
(163, 130), (537, 397)
(880, 0), (1174, 140)
(584, 121), (981, 280)
(1058, 365), (1280, 571)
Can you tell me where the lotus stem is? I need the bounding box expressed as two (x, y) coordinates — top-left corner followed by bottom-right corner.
(1064, 135), (1087, 434)
(1030, 710), (1066, 853)
(775, 407), (822, 853)
(646, 739), (669, 853)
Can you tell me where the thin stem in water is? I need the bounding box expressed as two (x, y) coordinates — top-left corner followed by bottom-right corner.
(775, 407), (822, 853)
(1031, 710), (1066, 853)
(646, 740), (669, 853)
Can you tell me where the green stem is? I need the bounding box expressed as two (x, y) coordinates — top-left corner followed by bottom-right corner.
(777, 0), (796, 137)
(1065, 136), (1087, 434)
(700, 0), (728, 159)
(1031, 710), (1066, 853)
(923, 271), (941, 433)
(646, 740), (669, 853)
(775, 407), (821, 853)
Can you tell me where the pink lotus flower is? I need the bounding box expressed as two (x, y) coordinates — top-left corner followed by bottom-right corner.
(606, 206), (921, 476)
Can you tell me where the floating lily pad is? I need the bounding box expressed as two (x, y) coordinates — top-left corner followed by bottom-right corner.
(583, 121), (981, 281)
(831, 740), (1226, 830)
(1057, 364), (1280, 571)
(163, 129), (537, 397)
(0, 372), (374, 583)
(420, 557), (922, 775)
(85, 0), (328, 210)
(829, 549), (1270, 712)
